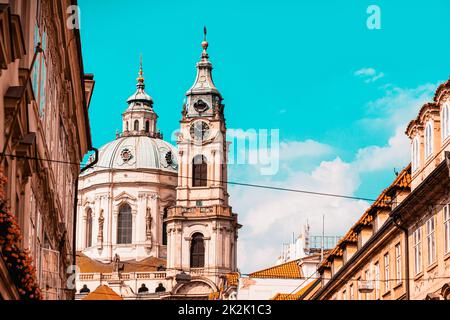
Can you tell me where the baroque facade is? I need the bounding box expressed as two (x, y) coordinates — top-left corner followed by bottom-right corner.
(75, 32), (241, 300)
(0, 0), (94, 300)
(306, 79), (450, 300)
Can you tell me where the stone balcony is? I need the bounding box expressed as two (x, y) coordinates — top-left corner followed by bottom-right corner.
(168, 205), (233, 218)
(78, 271), (167, 282)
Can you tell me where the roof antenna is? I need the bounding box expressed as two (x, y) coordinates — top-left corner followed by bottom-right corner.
(394, 167), (399, 176)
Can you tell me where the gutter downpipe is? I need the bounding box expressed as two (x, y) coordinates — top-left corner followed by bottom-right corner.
(71, 148), (98, 299)
(392, 213), (410, 300)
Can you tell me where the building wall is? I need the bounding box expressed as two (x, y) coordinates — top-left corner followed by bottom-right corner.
(237, 278), (308, 300)
(0, 0), (92, 300)
(408, 190), (450, 299)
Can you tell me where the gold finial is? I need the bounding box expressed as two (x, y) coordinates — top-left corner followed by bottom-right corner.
(137, 54), (144, 83)
(201, 26), (208, 50)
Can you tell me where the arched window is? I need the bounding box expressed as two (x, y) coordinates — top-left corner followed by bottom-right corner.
(443, 104), (449, 140)
(425, 121), (433, 158)
(412, 137), (420, 172)
(126, 121), (129, 131)
(86, 208), (93, 248)
(162, 207), (168, 245)
(190, 233), (205, 268)
(134, 120), (139, 131)
(145, 120), (150, 133)
(192, 155), (207, 187)
(117, 204), (132, 244)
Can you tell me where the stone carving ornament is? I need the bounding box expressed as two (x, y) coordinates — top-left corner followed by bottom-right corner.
(97, 209), (104, 247)
(146, 207), (153, 247)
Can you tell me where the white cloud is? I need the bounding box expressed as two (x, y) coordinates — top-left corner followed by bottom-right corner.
(354, 67), (385, 83)
(364, 83), (437, 129)
(279, 140), (333, 161)
(353, 127), (410, 172)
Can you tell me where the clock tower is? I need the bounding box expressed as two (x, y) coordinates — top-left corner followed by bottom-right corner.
(166, 28), (240, 297)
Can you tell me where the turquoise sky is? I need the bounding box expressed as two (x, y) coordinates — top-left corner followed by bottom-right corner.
(78, 0), (450, 270)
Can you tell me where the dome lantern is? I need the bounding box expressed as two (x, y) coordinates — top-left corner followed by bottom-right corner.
(122, 57), (161, 139)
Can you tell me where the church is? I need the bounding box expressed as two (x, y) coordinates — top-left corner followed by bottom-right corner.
(75, 31), (241, 300)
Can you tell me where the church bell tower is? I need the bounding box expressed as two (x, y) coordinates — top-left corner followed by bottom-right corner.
(166, 28), (240, 295)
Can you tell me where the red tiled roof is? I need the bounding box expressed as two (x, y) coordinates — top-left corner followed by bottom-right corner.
(83, 285), (123, 300)
(249, 259), (302, 279)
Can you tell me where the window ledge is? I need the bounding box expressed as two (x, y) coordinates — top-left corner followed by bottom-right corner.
(414, 272), (424, 281)
(444, 251), (450, 261)
(382, 290), (391, 298)
(393, 282), (403, 291)
(426, 262), (438, 273)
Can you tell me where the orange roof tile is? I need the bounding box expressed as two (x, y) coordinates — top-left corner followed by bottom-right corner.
(271, 280), (318, 300)
(249, 259), (302, 279)
(83, 285), (123, 300)
(226, 272), (239, 287)
(208, 292), (220, 300)
(77, 252), (166, 273)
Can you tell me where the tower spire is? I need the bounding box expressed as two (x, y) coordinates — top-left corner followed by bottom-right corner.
(201, 26), (209, 60)
(137, 54), (145, 88)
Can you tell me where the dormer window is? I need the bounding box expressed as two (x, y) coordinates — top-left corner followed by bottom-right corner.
(443, 103), (449, 140)
(425, 121), (433, 159)
(412, 136), (420, 172)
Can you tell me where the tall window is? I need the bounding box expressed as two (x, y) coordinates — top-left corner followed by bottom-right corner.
(190, 233), (205, 268)
(413, 228), (422, 274)
(395, 244), (402, 284)
(425, 121), (433, 158)
(117, 204), (132, 244)
(342, 290), (347, 300)
(426, 217), (436, 265)
(192, 155), (208, 187)
(357, 277), (361, 300)
(442, 103), (449, 140)
(134, 120), (139, 131)
(145, 120), (150, 133)
(364, 269), (371, 300)
(85, 208), (93, 248)
(412, 137), (420, 172)
(32, 19), (47, 118)
(349, 284), (354, 300)
(384, 253), (390, 291)
(162, 208), (168, 246)
(374, 262), (380, 299)
(445, 204), (450, 254)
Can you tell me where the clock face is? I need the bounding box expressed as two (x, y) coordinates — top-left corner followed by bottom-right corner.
(190, 121), (210, 142)
(159, 147), (178, 170)
(193, 99), (209, 113)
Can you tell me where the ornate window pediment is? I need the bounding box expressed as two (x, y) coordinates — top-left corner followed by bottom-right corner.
(114, 191), (137, 203)
(0, 7), (26, 72)
(10, 14), (26, 61)
(113, 192), (138, 213)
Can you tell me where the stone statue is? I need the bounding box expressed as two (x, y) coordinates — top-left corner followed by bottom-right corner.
(97, 209), (104, 246)
(146, 208), (153, 246)
(113, 253), (120, 273)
